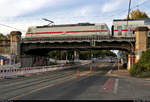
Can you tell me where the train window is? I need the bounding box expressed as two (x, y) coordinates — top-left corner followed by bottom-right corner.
(117, 26), (122, 36)
(101, 25), (104, 29)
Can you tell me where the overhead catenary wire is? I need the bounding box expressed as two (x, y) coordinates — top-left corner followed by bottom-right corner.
(0, 23), (26, 33)
(0, 23), (19, 30)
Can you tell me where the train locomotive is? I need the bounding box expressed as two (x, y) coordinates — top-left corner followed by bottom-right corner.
(26, 23), (110, 39)
(25, 19), (150, 39)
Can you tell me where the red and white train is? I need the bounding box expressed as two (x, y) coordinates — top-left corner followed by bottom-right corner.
(25, 19), (150, 39)
(112, 19), (150, 37)
(26, 23), (110, 38)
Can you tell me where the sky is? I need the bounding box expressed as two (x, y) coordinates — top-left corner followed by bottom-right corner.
(0, 0), (150, 37)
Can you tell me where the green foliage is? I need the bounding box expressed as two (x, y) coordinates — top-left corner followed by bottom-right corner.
(130, 49), (150, 77)
(0, 33), (10, 40)
(79, 51), (91, 60)
(128, 9), (149, 19)
(0, 33), (5, 40)
(48, 50), (116, 60)
(48, 50), (61, 60)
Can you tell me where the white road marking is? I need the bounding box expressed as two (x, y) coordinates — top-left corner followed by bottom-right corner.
(113, 79), (119, 94)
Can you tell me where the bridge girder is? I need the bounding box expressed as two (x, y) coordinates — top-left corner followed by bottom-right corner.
(21, 41), (134, 56)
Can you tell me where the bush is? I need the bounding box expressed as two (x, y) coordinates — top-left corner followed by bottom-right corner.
(129, 49), (150, 77)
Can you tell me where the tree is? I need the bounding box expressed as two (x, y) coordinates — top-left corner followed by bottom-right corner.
(128, 9), (149, 19)
(0, 33), (10, 40)
(0, 33), (5, 40)
(130, 49), (150, 77)
(5, 34), (10, 40)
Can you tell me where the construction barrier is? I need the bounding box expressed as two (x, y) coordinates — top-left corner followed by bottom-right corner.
(0, 61), (91, 79)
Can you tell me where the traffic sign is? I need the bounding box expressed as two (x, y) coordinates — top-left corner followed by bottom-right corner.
(117, 51), (120, 55)
(117, 51), (120, 59)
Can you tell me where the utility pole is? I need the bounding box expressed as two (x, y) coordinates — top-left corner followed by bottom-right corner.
(127, 0), (134, 68)
(127, 0), (131, 26)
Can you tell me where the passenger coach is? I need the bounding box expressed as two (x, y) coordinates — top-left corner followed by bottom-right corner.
(112, 19), (150, 37)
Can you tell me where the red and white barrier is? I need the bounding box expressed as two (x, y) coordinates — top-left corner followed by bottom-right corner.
(0, 65), (65, 79)
(0, 61), (90, 79)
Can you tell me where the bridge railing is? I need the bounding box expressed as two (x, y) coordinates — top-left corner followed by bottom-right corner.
(22, 36), (135, 42)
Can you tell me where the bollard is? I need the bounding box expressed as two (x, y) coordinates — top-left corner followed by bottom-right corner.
(76, 70), (80, 78)
(90, 65), (93, 72)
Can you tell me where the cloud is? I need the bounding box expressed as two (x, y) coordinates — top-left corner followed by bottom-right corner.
(0, 0), (47, 17)
(0, 3), (113, 36)
(0, 0), (79, 18)
(101, 0), (126, 13)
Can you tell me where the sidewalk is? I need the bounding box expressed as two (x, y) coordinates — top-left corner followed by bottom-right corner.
(107, 69), (131, 78)
(107, 67), (150, 81)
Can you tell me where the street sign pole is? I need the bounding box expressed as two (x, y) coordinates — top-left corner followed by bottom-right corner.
(118, 58), (120, 70)
(117, 51), (120, 71)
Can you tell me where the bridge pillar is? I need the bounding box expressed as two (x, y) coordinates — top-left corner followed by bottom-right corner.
(135, 27), (148, 63)
(10, 31), (22, 64)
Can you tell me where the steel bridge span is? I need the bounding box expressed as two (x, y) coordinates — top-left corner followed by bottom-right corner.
(21, 37), (135, 56)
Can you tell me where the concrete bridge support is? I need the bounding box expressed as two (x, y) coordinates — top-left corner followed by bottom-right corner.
(135, 27), (148, 62)
(10, 31), (22, 64)
(127, 27), (148, 70)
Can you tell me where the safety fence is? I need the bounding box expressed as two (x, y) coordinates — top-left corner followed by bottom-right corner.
(0, 62), (91, 79)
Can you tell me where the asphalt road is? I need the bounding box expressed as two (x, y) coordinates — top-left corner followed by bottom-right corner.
(0, 61), (150, 100)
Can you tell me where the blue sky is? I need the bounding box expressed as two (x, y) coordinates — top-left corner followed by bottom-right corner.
(0, 0), (150, 36)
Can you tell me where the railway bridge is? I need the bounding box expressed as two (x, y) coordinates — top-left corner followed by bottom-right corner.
(1, 27), (149, 69)
(21, 37), (135, 55)
(20, 37), (135, 67)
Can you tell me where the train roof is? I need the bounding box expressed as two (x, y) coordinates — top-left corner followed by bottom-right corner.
(113, 19), (150, 25)
(113, 19), (150, 21)
(36, 23), (95, 28)
(34, 23), (107, 28)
